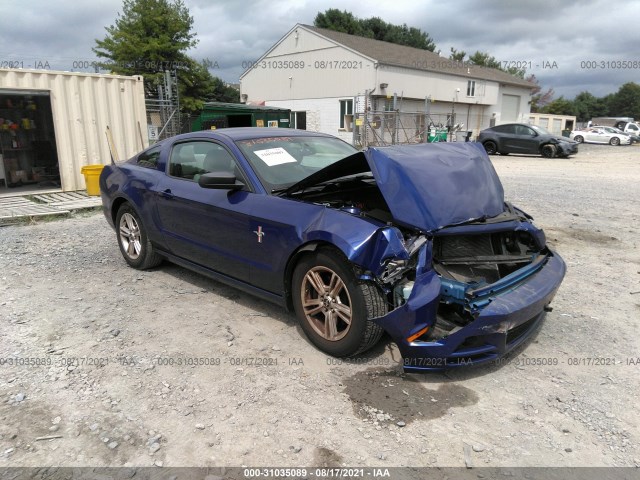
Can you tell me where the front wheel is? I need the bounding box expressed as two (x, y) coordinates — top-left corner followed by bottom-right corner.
(115, 203), (162, 269)
(541, 144), (557, 158)
(483, 140), (498, 155)
(610, 137), (620, 146)
(292, 251), (385, 357)
(573, 135), (584, 143)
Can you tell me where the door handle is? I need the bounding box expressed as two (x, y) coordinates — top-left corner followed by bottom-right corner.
(159, 189), (174, 199)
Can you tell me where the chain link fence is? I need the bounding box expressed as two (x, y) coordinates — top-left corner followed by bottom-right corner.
(352, 111), (460, 148)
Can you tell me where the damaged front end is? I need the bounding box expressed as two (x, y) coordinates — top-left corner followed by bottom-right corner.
(286, 142), (565, 371)
(359, 212), (566, 372)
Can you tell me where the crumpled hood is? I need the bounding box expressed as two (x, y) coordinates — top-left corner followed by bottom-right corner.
(364, 142), (505, 232)
(283, 142), (506, 233)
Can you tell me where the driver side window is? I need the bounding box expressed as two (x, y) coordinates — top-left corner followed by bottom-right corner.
(169, 141), (243, 181)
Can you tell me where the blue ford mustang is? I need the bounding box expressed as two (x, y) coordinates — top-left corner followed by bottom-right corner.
(100, 128), (566, 372)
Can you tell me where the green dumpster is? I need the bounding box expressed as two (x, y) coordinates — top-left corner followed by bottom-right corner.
(428, 129), (448, 142)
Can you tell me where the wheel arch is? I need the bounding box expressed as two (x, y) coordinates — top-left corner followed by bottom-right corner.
(111, 196), (130, 224)
(283, 241), (348, 311)
(482, 138), (499, 154)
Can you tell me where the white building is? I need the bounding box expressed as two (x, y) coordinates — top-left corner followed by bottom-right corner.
(241, 24), (536, 144)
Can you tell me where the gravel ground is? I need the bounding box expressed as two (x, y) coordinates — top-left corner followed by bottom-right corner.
(0, 143), (639, 468)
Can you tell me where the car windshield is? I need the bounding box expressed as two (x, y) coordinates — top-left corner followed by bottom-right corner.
(235, 135), (358, 192)
(530, 125), (552, 135)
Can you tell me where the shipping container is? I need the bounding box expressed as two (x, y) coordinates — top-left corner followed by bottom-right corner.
(0, 68), (147, 193)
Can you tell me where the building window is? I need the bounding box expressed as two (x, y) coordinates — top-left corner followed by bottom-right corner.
(290, 111), (307, 130)
(339, 99), (353, 129)
(467, 80), (476, 97)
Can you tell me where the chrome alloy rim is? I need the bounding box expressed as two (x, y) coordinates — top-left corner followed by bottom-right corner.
(119, 213), (142, 260)
(301, 266), (352, 341)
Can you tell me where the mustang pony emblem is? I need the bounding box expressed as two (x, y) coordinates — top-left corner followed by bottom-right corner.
(253, 226), (265, 243)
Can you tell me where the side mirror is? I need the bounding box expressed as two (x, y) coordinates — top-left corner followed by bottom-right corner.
(198, 172), (244, 190)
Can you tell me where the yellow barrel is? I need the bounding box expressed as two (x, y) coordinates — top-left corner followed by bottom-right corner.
(80, 164), (105, 196)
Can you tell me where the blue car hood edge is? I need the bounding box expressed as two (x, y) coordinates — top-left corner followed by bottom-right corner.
(364, 142), (505, 233)
(283, 142), (506, 233)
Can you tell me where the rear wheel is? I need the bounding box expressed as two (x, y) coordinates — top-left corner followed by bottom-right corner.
(483, 140), (498, 155)
(573, 135), (584, 143)
(115, 203), (162, 269)
(292, 251), (385, 357)
(610, 137), (620, 146)
(541, 144), (557, 158)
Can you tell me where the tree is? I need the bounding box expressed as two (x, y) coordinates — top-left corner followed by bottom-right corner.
(449, 47), (466, 61)
(540, 96), (574, 115)
(598, 93), (615, 117)
(608, 82), (640, 119)
(314, 9), (436, 51)
(94, 0), (237, 112)
(314, 9), (367, 36)
(527, 74), (554, 112)
(468, 51), (525, 78)
(382, 24), (436, 51)
(572, 91), (607, 122)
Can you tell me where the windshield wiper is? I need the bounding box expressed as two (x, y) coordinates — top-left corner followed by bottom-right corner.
(271, 186), (293, 195)
(272, 174), (374, 196)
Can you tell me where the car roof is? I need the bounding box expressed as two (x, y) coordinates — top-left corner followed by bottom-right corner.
(487, 123), (535, 130)
(167, 128), (334, 142)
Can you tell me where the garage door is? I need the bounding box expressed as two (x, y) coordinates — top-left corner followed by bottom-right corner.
(501, 94), (520, 122)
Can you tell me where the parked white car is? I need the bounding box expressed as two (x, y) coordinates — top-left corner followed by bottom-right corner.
(570, 127), (631, 146)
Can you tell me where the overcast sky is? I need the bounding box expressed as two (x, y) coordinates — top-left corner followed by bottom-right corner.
(0, 0), (636, 99)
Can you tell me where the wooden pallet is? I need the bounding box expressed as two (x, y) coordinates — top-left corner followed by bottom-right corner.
(32, 191), (102, 210)
(0, 196), (69, 220)
(0, 191), (102, 222)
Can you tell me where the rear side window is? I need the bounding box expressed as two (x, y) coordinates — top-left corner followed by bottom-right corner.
(137, 146), (162, 169)
(492, 125), (512, 134)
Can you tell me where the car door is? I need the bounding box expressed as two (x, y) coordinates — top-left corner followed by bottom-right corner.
(510, 125), (540, 153)
(154, 140), (256, 282)
(585, 128), (605, 143)
(491, 125), (514, 152)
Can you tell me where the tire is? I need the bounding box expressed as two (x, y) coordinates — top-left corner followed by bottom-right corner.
(541, 144), (556, 158)
(483, 140), (498, 155)
(292, 250), (386, 357)
(610, 137), (620, 146)
(115, 203), (162, 269)
(573, 135), (584, 143)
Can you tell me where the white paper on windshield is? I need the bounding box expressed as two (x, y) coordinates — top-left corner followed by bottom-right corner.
(254, 147), (298, 166)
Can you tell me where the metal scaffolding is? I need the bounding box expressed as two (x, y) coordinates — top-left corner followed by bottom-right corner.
(351, 92), (460, 148)
(145, 70), (181, 143)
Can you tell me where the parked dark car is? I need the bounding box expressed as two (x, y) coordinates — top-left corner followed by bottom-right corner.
(478, 123), (578, 158)
(100, 128), (565, 372)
